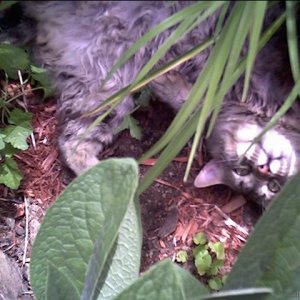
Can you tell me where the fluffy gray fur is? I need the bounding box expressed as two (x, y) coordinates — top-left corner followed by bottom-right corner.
(4, 1), (300, 207)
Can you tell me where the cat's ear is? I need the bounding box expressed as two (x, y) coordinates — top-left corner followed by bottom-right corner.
(194, 160), (226, 188)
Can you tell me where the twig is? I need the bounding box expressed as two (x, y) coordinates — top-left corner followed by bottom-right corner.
(214, 205), (249, 236)
(18, 70), (37, 150)
(22, 196), (30, 266)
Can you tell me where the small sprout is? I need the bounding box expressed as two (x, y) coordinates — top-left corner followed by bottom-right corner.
(207, 259), (224, 276)
(193, 244), (208, 257)
(195, 249), (212, 276)
(208, 277), (223, 291)
(208, 241), (225, 260)
(193, 232), (207, 245)
(191, 232), (227, 288)
(176, 250), (188, 263)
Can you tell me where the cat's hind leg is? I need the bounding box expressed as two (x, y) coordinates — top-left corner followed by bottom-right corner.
(149, 71), (193, 111)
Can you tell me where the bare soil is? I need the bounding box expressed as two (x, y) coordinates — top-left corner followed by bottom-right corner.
(0, 96), (261, 299)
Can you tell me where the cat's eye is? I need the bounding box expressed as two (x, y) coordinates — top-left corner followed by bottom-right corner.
(267, 179), (281, 193)
(234, 164), (252, 176)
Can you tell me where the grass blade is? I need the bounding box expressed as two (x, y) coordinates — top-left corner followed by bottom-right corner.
(241, 1), (267, 101)
(138, 110), (200, 195)
(286, 1), (300, 82)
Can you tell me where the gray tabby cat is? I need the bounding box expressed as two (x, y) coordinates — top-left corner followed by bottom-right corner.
(4, 1), (300, 207)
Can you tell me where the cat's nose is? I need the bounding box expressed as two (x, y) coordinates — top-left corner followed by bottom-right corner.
(258, 164), (270, 175)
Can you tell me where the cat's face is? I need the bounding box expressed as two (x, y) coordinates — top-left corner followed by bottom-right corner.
(194, 104), (300, 208)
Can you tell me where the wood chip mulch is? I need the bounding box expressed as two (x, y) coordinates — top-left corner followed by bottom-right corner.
(14, 100), (66, 208)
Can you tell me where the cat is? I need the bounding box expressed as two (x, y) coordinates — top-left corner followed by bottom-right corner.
(2, 1), (300, 208)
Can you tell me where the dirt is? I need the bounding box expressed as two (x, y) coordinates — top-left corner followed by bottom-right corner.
(0, 96), (261, 299)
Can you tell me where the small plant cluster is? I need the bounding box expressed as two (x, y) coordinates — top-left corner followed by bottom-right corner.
(0, 1), (53, 189)
(176, 232), (226, 291)
(0, 43), (53, 189)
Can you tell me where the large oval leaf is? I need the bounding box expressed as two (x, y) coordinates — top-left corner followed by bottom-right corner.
(30, 158), (139, 300)
(114, 259), (209, 300)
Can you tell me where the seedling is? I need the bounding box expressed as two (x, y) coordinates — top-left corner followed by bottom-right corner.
(0, 39), (53, 189)
(176, 231), (227, 291)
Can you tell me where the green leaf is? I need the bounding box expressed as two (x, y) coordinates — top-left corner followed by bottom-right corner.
(135, 88), (152, 107)
(2, 124), (32, 150)
(242, 1), (267, 101)
(176, 250), (188, 263)
(116, 115), (141, 140)
(0, 108), (32, 150)
(193, 232), (208, 245)
(208, 277), (223, 291)
(208, 259), (224, 276)
(46, 262), (80, 300)
(0, 133), (6, 150)
(0, 1), (18, 11)
(0, 142), (20, 157)
(30, 158), (139, 300)
(114, 259), (209, 300)
(193, 244), (208, 257)
(0, 43), (29, 79)
(223, 170), (300, 299)
(8, 108), (32, 125)
(286, 1), (300, 83)
(89, 200), (142, 300)
(208, 242), (225, 260)
(31, 65), (54, 98)
(0, 157), (22, 189)
(195, 249), (212, 276)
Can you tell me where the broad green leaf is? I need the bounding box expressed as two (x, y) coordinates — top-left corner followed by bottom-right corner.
(223, 170), (300, 300)
(176, 250), (188, 263)
(46, 263), (80, 300)
(31, 65), (54, 98)
(0, 142), (20, 157)
(8, 108), (32, 125)
(30, 158), (139, 300)
(115, 115), (141, 140)
(193, 232), (208, 245)
(195, 249), (212, 276)
(0, 108), (32, 150)
(0, 157), (22, 189)
(2, 124), (32, 150)
(0, 43), (29, 79)
(208, 242), (225, 260)
(114, 259), (209, 300)
(86, 200), (142, 300)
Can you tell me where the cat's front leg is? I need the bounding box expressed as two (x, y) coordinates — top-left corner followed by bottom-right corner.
(58, 118), (114, 175)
